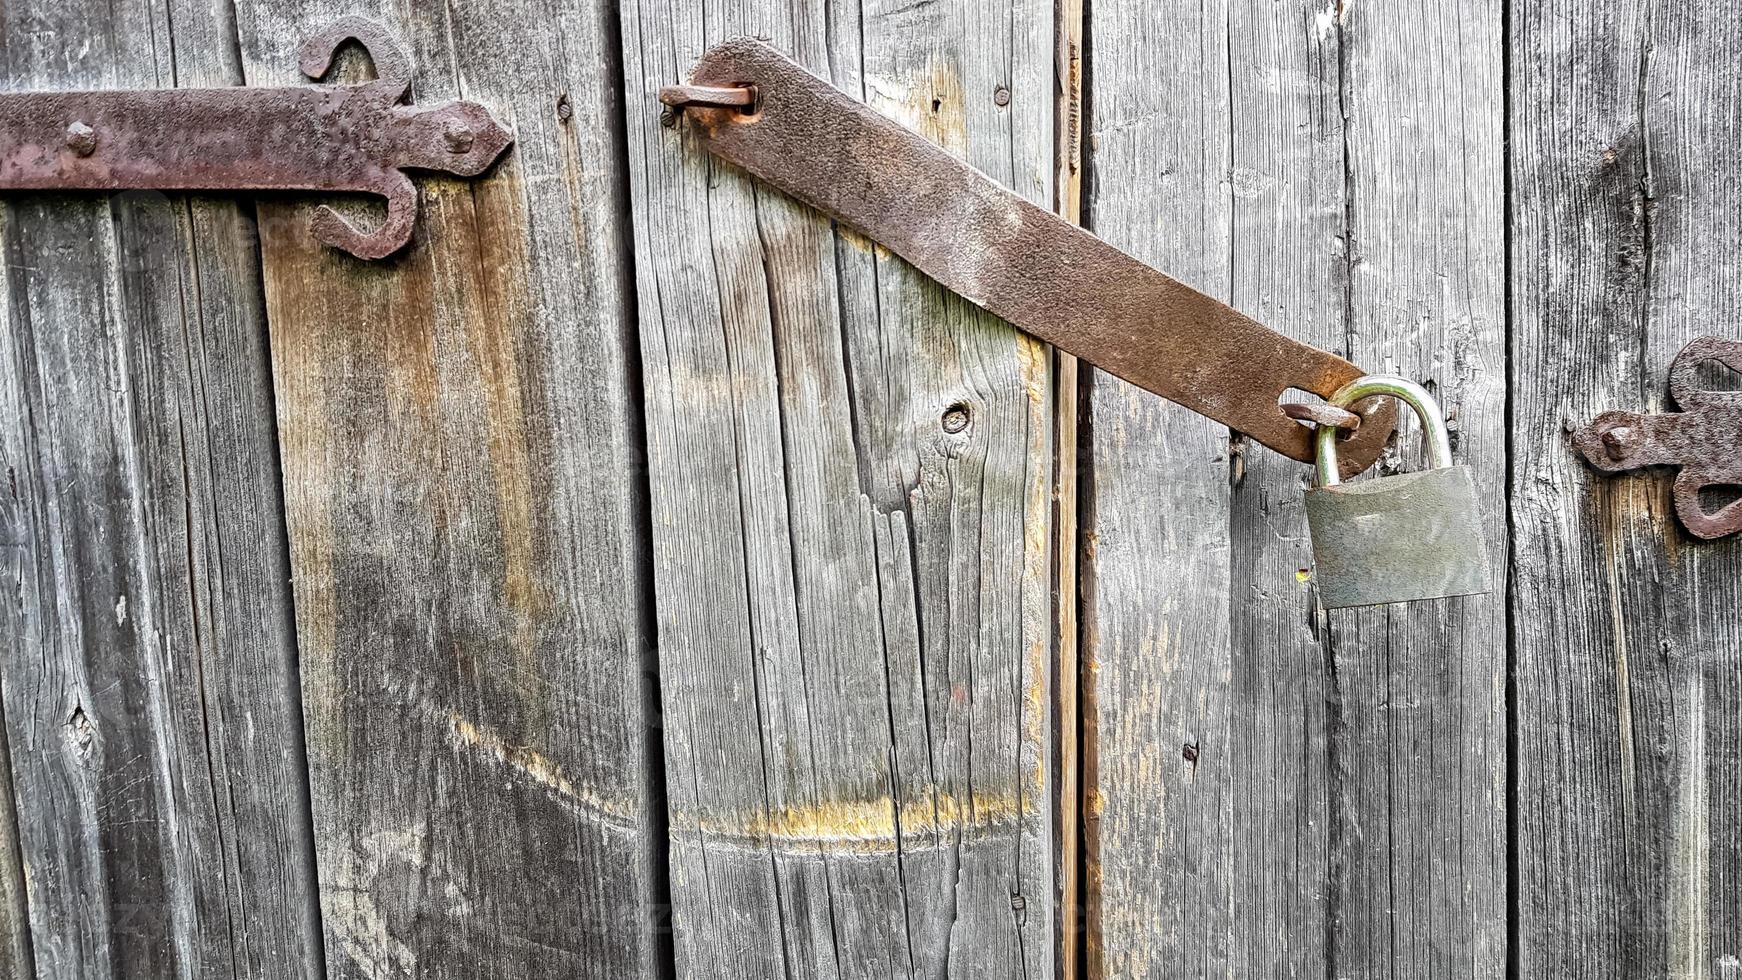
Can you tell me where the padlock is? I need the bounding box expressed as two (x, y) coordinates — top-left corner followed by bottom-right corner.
(1304, 375), (1491, 609)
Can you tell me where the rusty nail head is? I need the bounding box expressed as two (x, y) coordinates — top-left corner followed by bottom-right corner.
(1600, 425), (1638, 460)
(993, 86), (1011, 106)
(65, 120), (97, 156)
(443, 119), (476, 153)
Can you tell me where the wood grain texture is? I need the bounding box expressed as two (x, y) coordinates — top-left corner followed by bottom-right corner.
(1081, 0), (1504, 975)
(0, 689), (29, 979)
(620, 1), (1055, 975)
(1511, 1), (1742, 974)
(0, 0), (323, 976)
(231, 1), (660, 977)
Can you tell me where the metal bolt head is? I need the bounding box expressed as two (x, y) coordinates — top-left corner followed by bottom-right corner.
(443, 119), (476, 153)
(556, 93), (573, 122)
(1601, 425), (1639, 461)
(65, 121), (97, 157)
(993, 85), (1011, 107)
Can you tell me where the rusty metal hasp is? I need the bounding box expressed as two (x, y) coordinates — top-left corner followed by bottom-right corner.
(1574, 336), (1742, 540)
(658, 39), (1396, 473)
(0, 17), (513, 259)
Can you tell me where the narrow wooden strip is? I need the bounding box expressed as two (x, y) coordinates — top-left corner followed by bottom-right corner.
(232, 2), (660, 976)
(0, 693), (30, 979)
(0, 1), (323, 976)
(1054, 1), (1086, 975)
(1512, 1), (1742, 973)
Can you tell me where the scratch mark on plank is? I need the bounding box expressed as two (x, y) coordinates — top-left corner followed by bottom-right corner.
(671, 788), (1038, 855)
(445, 709), (643, 836)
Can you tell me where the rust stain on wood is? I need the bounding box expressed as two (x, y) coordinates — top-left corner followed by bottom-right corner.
(446, 172), (548, 623)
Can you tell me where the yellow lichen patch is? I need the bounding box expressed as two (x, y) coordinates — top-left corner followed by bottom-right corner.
(1086, 787), (1106, 818)
(1016, 334), (1048, 407)
(672, 787), (1037, 856)
(838, 227), (876, 254)
(1023, 663), (1051, 799)
(1015, 328), (1053, 799)
(898, 790), (1032, 837)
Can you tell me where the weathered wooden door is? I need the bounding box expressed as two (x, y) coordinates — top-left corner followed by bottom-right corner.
(1, 1), (1737, 979)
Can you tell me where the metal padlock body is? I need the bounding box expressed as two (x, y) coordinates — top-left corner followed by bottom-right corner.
(1304, 377), (1492, 609)
(1305, 466), (1490, 608)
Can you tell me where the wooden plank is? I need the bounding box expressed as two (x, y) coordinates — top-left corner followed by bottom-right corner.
(619, 2), (1055, 975)
(1511, 1), (1742, 974)
(1082, 0), (1504, 974)
(229, 2), (661, 977)
(1329, 1), (1507, 974)
(0, 0), (322, 976)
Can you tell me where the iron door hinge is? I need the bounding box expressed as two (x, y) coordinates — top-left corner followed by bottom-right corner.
(0, 17), (514, 259)
(1575, 336), (1742, 540)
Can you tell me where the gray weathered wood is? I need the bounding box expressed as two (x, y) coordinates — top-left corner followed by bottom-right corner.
(0, 701), (29, 979)
(1511, 2), (1742, 974)
(1081, 1), (1505, 975)
(240, 0), (663, 975)
(620, 2), (1056, 975)
(230, 1), (662, 977)
(4, 4), (1737, 977)
(0, 0), (323, 976)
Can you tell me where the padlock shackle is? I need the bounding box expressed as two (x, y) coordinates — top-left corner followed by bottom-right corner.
(1316, 375), (1454, 487)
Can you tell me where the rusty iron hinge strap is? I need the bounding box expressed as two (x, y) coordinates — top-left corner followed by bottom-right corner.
(0, 17), (514, 260)
(659, 39), (1396, 473)
(1574, 336), (1742, 540)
